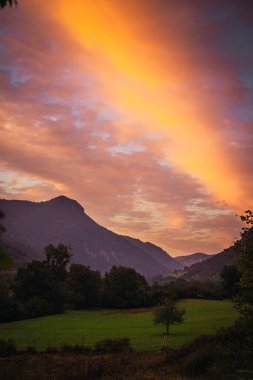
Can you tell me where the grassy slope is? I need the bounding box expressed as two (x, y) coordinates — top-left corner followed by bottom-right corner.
(0, 299), (238, 351)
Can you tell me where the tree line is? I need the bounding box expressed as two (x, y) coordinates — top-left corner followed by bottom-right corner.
(0, 243), (152, 321)
(0, 241), (231, 323)
(0, 210), (252, 324)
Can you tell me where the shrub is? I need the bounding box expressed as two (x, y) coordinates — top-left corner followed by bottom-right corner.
(182, 347), (214, 376)
(0, 339), (17, 357)
(0, 298), (20, 322)
(94, 337), (133, 354)
(46, 346), (59, 354)
(60, 343), (92, 354)
(168, 335), (214, 362)
(25, 345), (37, 354)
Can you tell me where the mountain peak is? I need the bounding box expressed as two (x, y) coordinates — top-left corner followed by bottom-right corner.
(48, 195), (84, 213)
(0, 196), (182, 278)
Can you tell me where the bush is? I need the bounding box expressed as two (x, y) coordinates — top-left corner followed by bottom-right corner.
(21, 296), (64, 318)
(94, 337), (133, 354)
(182, 348), (214, 376)
(46, 346), (59, 354)
(168, 335), (214, 362)
(60, 343), (92, 354)
(0, 339), (17, 357)
(0, 298), (20, 322)
(25, 345), (37, 354)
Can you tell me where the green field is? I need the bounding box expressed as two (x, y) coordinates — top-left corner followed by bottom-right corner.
(0, 299), (238, 351)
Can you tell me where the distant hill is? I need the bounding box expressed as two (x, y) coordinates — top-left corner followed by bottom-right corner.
(183, 248), (239, 281)
(175, 252), (214, 268)
(0, 196), (182, 278)
(125, 237), (183, 273)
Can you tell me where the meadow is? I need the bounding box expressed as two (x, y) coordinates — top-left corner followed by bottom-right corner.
(0, 299), (238, 351)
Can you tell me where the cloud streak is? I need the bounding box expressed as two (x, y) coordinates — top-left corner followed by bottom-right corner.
(0, 0), (252, 255)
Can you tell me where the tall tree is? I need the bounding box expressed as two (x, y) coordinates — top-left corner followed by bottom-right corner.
(103, 266), (149, 309)
(220, 264), (241, 299)
(13, 260), (65, 317)
(235, 210), (253, 323)
(66, 264), (101, 309)
(44, 243), (72, 282)
(0, 210), (13, 270)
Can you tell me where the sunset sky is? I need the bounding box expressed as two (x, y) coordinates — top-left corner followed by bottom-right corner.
(0, 0), (253, 256)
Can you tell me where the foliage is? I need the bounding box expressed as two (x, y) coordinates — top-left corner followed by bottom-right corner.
(0, 210), (13, 271)
(66, 264), (101, 309)
(240, 209), (253, 225)
(103, 266), (150, 308)
(220, 264), (241, 299)
(181, 347), (215, 376)
(0, 279), (20, 322)
(0, 351), (193, 380)
(154, 298), (185, 334)
(94, 337), (133, 354)
(168, 321), (253, 377)
(0, 339), (17, 357)
(150, 279), (222, 304)
(0, 298), (19, 322)
(44, 243), (72, 282)
(234, 210), (253, 324)
(13, 260), (65, 317)
(60, 343), (92, 354)
(0, 249), (13, 271)
(10, 244), (72, 318)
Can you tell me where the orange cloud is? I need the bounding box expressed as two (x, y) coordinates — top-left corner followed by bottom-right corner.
(48, 0), (250, 209)
(0, 0), (252, 256)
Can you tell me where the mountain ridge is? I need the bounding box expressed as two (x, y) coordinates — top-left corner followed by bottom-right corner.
(175, 252), (215, 268)
(0, 196), (182, 278)
(183, 247), (239, 281)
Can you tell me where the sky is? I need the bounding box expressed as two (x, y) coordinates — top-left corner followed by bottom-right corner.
(0, 0), (253, 256)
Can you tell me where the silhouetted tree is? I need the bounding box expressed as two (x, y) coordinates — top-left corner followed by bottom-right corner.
(103, 266), (150, 308)
(66, 264), (101, 309)
(220, 264), (241, 299)
(235, 210), (253, 323)
(0, 277), (19, 322)
(0, 210), (13, 271)
(14, 260), (65, 317)
(44, 243), (72, 282)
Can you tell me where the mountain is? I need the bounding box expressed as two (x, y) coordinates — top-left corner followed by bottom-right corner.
(0, 234), (40, 263)
(175, 252), (214, 268)
(125, 236), (183, 272)
(0, 196), (182, 278)
(183, 248), (239, 281)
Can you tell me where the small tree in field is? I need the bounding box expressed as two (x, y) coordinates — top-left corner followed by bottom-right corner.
(154, 298), (185, 336)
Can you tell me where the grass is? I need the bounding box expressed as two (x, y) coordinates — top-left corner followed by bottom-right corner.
(0, 299), (238, 351)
